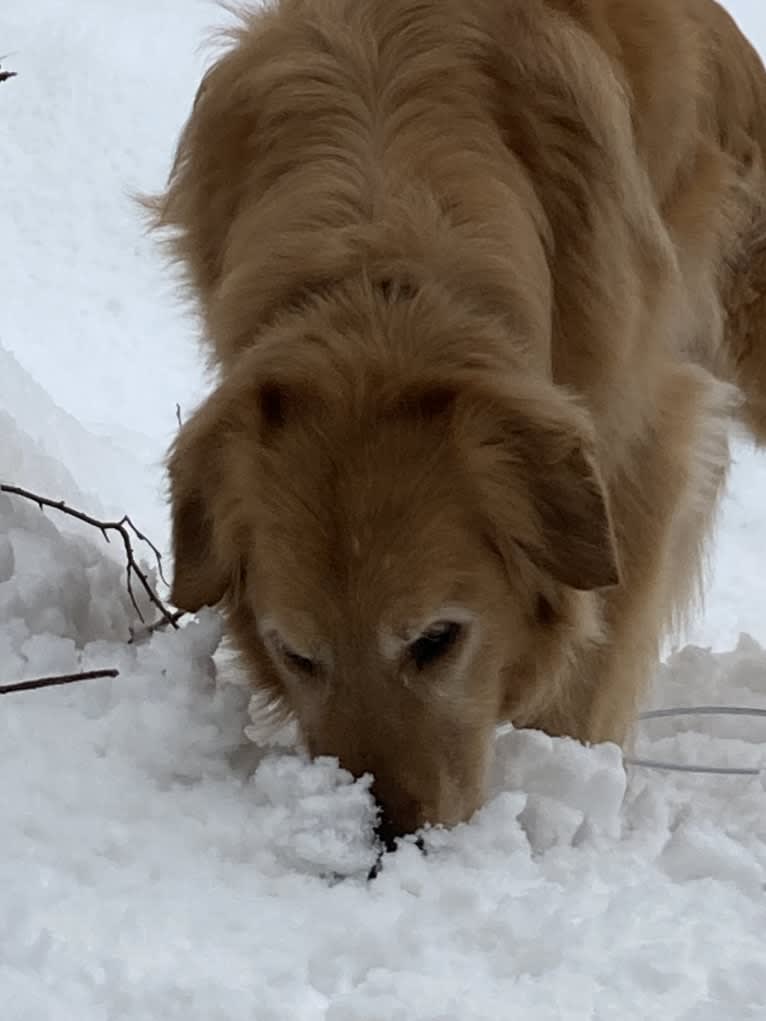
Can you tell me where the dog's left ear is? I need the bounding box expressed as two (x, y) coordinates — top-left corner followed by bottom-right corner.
(460, 382), (621, 591)
(519, 427), (621, 590)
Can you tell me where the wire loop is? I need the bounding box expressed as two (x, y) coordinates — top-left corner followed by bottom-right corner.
(628, 706), (766, 776)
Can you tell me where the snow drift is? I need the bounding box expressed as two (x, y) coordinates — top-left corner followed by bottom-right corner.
(3, 434), (766, 1018)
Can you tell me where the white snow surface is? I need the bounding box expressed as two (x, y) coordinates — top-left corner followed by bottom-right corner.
(2, 2), (766, 1018)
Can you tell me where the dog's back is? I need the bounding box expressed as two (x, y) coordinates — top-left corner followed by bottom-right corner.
(153, 0), (766, 404)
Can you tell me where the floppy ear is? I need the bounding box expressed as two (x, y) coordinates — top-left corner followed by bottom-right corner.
(519, 430), (620, 590)
(167, 385), (249, 613)
(167, 404), (229, 612)
(167, 370), (299, 611)
(461, 383), (621, 591)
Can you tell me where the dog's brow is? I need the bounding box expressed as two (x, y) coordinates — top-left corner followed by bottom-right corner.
(379, 625), (406, 662)
(257, 615), (279, 641)
(257, 614), (328, 656)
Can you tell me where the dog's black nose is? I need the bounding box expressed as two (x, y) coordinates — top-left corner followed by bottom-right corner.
(374, 813), (402, 854)
(368, 811), (427, 880)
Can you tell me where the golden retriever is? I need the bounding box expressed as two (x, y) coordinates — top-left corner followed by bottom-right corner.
(148, 0), (766, 840)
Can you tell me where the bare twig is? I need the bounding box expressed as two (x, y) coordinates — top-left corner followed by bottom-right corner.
(175, 403), (183, 429)
(0, 484), (178, 629)
(0, 669), (119, 696)
(128, 608), (186, 645)
(0, 63), (16, 84)
(121, 513), (169, 587)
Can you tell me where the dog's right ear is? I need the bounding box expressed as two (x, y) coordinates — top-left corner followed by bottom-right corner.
(167, 369), (299, 612)
(167, 387), (244, 613)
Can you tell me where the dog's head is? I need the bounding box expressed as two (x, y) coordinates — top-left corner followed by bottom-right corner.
(168, 283), (619, 839)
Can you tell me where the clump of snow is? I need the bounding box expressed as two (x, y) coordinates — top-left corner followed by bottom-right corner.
(250, 755), (379, 877)
(490, 728), (627, 849)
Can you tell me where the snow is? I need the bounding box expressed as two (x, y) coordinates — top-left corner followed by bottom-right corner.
(2, 2), (766, 1018)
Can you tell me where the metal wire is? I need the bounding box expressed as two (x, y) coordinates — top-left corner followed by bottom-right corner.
(639, 705), (766, 721)
(627, 705), (766, 776)
(624, 758), (761, 776)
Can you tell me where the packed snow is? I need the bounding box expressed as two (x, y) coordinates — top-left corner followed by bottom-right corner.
(2, 2), (766, 1018)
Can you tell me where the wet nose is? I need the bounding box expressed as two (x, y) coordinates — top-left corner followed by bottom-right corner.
(370, 808), (427, 879)
(372, 786), (425, 850)
(374, 810), (405, 853)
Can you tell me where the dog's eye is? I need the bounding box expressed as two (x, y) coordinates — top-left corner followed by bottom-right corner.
(408, 622), (463, 671)
(282, 646), (318, 677)
(269, 636), (318, 678)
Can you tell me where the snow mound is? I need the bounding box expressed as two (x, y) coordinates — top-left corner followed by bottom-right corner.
(0, 342), (162, 530)
(0, 490), (149, 672)
(2, 496), (766, 1019)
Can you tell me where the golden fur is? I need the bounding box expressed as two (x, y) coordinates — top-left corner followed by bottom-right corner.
(148, 0), (766, 837)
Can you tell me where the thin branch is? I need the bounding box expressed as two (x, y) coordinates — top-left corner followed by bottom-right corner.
(0, 669), (118, 696)
(122, 514), (169, 587)
(0, 64), (16, 84)
(0, 484), (178, 629)
(128, 608), (186, 645)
